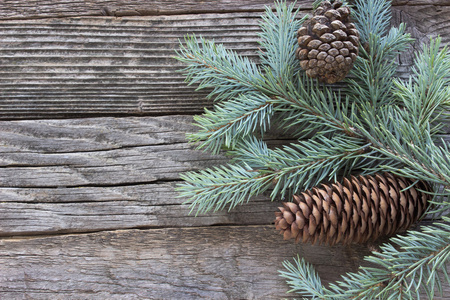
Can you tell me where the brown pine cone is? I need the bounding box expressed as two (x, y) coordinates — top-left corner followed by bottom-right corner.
(275, 173), (431, 246)
(296, 0), (360, 83)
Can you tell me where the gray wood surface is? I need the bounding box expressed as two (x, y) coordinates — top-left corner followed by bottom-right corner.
(0, 116), (295, 236)
(0, 225), (373, 299)
(0, 0), (447, 20)
(1, 6), (449, 119)
(0, 0), (302, 19)
(1, 1), (449, 299)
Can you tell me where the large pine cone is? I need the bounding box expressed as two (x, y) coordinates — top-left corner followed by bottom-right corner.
(296, 0), (360, 84)
(275, 173), (431, 246)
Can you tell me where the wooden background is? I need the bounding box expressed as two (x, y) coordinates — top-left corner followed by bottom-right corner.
(1, 0), (449, 299)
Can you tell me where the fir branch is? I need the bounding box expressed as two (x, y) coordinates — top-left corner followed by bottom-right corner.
(325, 218), (450, 299)
(281, 219), (450, 299)
(180, 133), (373, 214)
(346, 24), (413, 109)
(279, 255), (326, 299)
(345, 39), (450, 203)
(363, 115), (450, 187)
(353, 0), (392, 43)
(231, 135), (374, 200)
(176, 0), (450, 297)
(270, 74), (359, 139)
(393, 37), (450, 135)
(175, 34), (264, 101)
(188, 93), (274, 154)
(177, 163), (274, 214)
(258, 1), (305, 83)
(269, 136), (370, 199)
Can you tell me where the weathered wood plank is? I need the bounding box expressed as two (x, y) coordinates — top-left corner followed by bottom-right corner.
(0, 115), (442, 236)
(0, 6), (448, 119)
(0, 226), (374, 299)
(0, 114), (442, 235)
(0, 13), (262, 119)
(0, 0), (303, 20)
(0, 115), (197, 153)
(0, 116), (292, 235)
(392, 0), (450, 5)
(0, 0), (446, 20)
(1, 226), (448, 299)
(0, 183), (278, 236)
(0, 184), (278, 236)
(393, 5), (450, 66)
(0, 116), (226, 187)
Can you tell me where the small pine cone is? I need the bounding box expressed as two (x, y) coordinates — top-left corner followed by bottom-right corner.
(296, 0), (360, 83)
(275, 173), (431, 246)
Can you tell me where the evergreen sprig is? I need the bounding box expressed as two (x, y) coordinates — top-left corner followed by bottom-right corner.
(175, 0), (450, 298)
(179, 163), (272, 213)
(352, 0), (392, 42)
(279, 255), (326, 298)
(345, 23), (413, 109)
(281, 217), (450, 299)
(187, 92), (274, 154)
(176, 34), (264, 101)
(233, 134), (373, 200)
(258, 2), (305, 81)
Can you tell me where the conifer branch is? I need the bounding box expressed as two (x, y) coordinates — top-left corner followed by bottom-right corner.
(351, 37), (450, 203)
(279, 255), (326, 299)
(270, 74), (360, 138)
(393, 37), (450, 135)
(177, 163), (274, 214)
(232, 135), (374, 200)
(180, 135), (373, 214)
(176, 0), (450, 297)
(281, 219), (450, 299)
(188, 93), (274, 154)
(258, 1), (306, 81)
(352, 0), (392, 43)
(326, 218), (450, 299)
(175, 35), (264, 101)
(346, 24), (413, 109)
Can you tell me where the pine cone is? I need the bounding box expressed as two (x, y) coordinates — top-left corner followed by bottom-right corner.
(296, 0), (360, 84)
(275, 173), (431, 246)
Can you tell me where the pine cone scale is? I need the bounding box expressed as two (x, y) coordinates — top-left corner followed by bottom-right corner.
(275, 173), (431, 245)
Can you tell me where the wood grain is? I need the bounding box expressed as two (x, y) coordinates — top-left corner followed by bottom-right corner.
(0, 1), (449, 298)
(0, 13), (262, 119)
(0, 116), (293, 235)
(1, 226), (448, 299)
(0, 6), (449, 119)
(0, 116), (225, 187)
(0, 226), (374, 299)
(0, 115), (442, 236)
(0, 0), (447, 20)
(0, 183), (279, 236)
(0, 0), (303, 20)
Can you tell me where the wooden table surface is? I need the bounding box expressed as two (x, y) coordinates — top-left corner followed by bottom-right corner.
(1, 1), (449, 299)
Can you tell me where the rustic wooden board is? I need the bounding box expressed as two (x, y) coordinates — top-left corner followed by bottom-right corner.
(0, 114), (443, 236)
(0, 0), (446, 20)
(393, 4), (450, 66)
(1, 226), (447, 299)
(0, 13), (262, 119)
(1, 1), (449, 299)
(0, 0), (303, 20)
(0, 6), (449, 119)
(0, 116), (295, 235)
(0, 225), (374, 299)
(0, 183), (279, 236)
